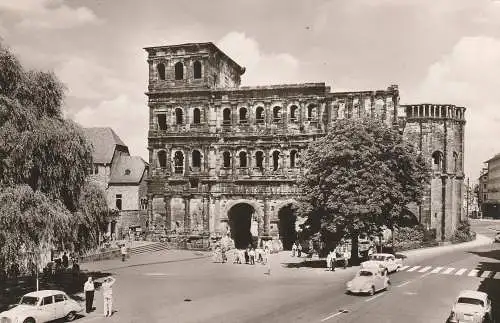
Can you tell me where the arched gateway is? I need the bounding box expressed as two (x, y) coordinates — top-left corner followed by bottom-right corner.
(228, 203), (257, 249)
(278, 204), (297, 250)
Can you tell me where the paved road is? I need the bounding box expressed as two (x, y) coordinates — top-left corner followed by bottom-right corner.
(75, 219), (499, 323)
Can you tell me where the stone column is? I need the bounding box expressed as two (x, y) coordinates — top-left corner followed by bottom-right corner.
(264, 148), (270, 175)
(263, 197), (270, 236)
(147, 194), (153, 231)
(184, 149), (189, 175)
(165, 145), (171, 173)
(164, 195), (171, 232)
(202, 195), (210, 232)
(184, 196), (191, 234)
(370, 96), (375, 117)
(203, 146), (209, 173)
(214, 195), (221, 234)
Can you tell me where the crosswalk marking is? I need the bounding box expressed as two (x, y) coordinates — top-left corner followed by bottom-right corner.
(481, 271), (492, 278)
(443, 268), (455, 274)
(418, 266), (432, 273)
(399, 265), (409, 271)
(407, 266), (421, 272)
(430, 267), (444, 273)
(494, 272), (500, 279)
(468, 269), (479, 277)
(455, 268), (467, 275)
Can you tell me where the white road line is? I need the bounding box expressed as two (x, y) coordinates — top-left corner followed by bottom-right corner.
(468, 269), (480, 277)
(443, 268), (455, 274)
(407, 266), (421, 272)
(494, 272), (500, 279)
(455, 268), (467, 276)
(399, 265), (410, 271)
(365, 293), (383, 302)
(418, 266), (432, 273)
(320, 311), (344, 322)
(431, 267), (444, 273)
(397, 281), (410, 287)
(481, 271), (492, 278)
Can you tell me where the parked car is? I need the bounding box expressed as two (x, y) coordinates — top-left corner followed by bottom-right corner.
(447, 290), (493, 323)
(360, 253), (404, 274)
(0, 290), (83, 323)
(346, 267), (390, 296)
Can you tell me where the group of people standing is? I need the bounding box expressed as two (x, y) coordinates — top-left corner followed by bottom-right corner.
(326, 248), (350, 271)
(291, 242), (303, 257)
(83, 276), (116, 317)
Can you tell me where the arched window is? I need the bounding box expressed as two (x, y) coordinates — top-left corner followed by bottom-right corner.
(239, 107), (248, 124)
(157, 63), (165, 80)
(193, 61), (202, 79)
(175, 62), (184, 80)
(255, 151), (264, 168)
(174, 151), (184, 174)
(432, 151), (444, 172)
(290, 150), (298, 168)
(307, 105), (317, 121)
(157, 150), (167, 168)
(175, 108), (184, 124)
(272, 151), (280, 171)
(453, 152), (459, 173)
(256, 106), (265, 124)
(239, 151), (247, 168)
(157, 113), (167, 130)
(192, 150), (201, 168)
(223, 151), (231, 168)
(193, 108), (201, 124)
(290, 105), (298, 121)
(223, 108), (231, 125)
(273, 106), (282, 122)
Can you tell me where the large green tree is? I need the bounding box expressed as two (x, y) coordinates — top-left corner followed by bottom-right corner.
(0, 43), (108, 274)
(297, 117), (430, 263)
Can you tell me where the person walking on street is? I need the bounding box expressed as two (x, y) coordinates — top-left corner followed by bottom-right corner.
(343, 249), (349, 269)
(297, 243), (302, 257)
(326, 251), (332, 271)
(292, 242), (297, 257)
(102, 276), (116, 317)
(264, 246), (271, 275)
(120, 244), (127, 262)
(249, 248), (256, 265)
(83, 277), (95, 313)
(62, 252), (69, 268)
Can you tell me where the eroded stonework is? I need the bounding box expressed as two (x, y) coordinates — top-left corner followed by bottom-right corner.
(144, 42), (466, 242)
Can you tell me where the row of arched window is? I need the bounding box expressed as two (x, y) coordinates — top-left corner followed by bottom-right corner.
(156, 149), (300, 173)
(156, 61), (202, 81)
(432, 151), (460, 173)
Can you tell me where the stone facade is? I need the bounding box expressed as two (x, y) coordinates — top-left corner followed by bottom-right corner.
(145, 42), (466, 246)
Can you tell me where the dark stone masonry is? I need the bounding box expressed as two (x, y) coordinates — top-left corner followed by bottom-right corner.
(144, 42), (466, 247)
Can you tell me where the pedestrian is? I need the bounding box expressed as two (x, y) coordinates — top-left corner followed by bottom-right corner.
(297, 243), (302, 257)
(221, 247), (227, 263)
(120, 244), (128, 262)
(264, 246), (271, 275)
(326, 251), (332, 271)
(83, 277), (95, 313)
(292, 242), (297, 257)
(331, 251), (336, 271)
(343, 249), (349, 269)
(102, 276), (116, 317)
(249, 247), (256, 265)
(62, 252), (69, 268)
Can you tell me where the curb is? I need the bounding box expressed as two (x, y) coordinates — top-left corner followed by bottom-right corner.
(400, 234), (493, 257)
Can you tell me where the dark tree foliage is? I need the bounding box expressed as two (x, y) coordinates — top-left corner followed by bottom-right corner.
(0, 42), (108, 272)
(297, 117), (430, 263)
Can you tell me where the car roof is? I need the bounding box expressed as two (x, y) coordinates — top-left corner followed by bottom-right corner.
(457, 290), (488, 300)
(371, 253), (392, 257)
(24, 290), (66, 298)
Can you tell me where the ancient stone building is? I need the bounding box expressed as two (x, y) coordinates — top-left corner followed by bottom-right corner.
(144, 42), (466, 247)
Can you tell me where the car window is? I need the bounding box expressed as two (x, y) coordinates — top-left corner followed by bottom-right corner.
(54, 294), (65, 303)
(20, 296), (39, 306)
(457, 297), (484, 306)
(359, 271), (373, 277)
(42, 296), (53, 306)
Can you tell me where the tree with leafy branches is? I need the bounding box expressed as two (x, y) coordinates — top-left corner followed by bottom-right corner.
(297, 117), (430, 264)
(0, 42), (108, 276)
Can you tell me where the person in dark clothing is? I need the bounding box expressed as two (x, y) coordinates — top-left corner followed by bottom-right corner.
(83, 277), (95, 313)
(62, 252), (69, 268)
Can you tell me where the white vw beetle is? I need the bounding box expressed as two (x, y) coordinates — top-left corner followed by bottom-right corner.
(346, 266), (390, 296)
(0, 290), (83, 323)
(361, 253), (403, 274)
(447, 290), (494, 323)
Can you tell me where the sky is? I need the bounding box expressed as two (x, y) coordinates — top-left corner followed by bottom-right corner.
(1, 0), (499, 183)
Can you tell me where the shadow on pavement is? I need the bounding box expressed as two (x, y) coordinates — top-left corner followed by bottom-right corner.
(468, 248), (500, 321)
(283, 259), (326, 268)
(0, 270), (112, 312)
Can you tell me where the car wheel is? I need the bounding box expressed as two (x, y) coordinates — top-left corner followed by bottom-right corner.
(369, 286), (375, 296)
(23, 318), (35, 323)
(484, 314), (492, 323)
(65, 311), (77, 322)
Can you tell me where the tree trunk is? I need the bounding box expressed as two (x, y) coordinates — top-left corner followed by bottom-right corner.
(350, 232), (360, 265)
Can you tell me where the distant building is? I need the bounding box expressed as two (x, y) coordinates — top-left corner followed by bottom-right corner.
(482, 155), (500, 218)
(83, 127), (149, 239)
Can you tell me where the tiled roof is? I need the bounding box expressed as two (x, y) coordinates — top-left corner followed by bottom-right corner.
(109, 156), (148, 184)
(83, 127), (129, 164)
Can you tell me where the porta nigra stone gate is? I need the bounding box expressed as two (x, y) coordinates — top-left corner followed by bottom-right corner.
(144, 42), (466, 247)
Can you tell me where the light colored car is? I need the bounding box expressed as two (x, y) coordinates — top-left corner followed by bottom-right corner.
(447, 290), (494, 323)
(0, 290), (83, 323)
(346, 267), (390, 296)
(494, 233), (500, 243)
(361, 253), (403, 273)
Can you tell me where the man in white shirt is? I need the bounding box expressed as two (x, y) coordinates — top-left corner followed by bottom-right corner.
(120, 244), (128, 262)
(83, 277), (95, 313)
(101, 276), (116, 317)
